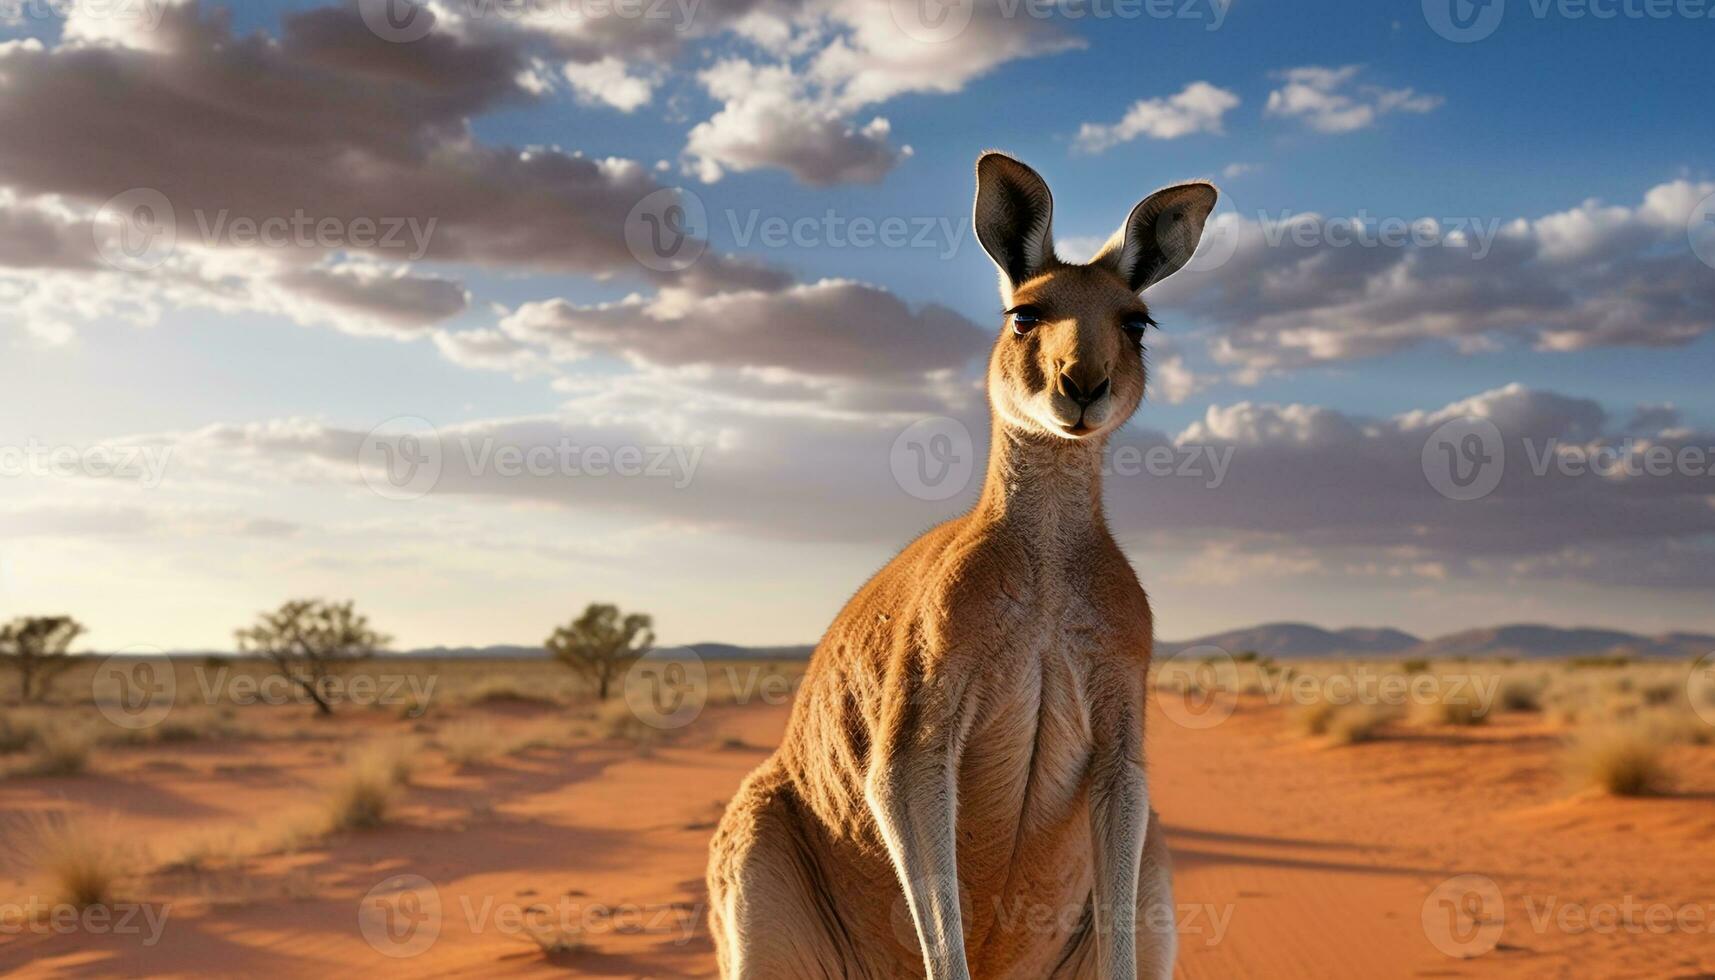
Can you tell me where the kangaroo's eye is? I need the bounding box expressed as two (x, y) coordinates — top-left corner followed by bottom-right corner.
(1009, 306), (1042, 335)
(1122, 316), (1155, 343)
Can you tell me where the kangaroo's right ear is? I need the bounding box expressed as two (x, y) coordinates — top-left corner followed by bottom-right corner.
(974, 152), (1057, 294)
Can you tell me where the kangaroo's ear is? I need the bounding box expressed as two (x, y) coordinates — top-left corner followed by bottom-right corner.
(973, 152), (1057, 292)
(1092, 182), (1217, 293)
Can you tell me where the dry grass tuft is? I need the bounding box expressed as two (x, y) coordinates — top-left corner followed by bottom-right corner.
(1289, 700), (1340, 737)
(1498, 676), (1547, 712)
(0, 711), (39, 753)
(596, 699), (660, 751)
(323, 744), (411, 831)
(1563, 723), (1672, 797)
(20, 812), (141, 907)
(462, 676), (559, 707)
(1325, 704), (1400, 745)
(1411, 694), (1489, 727)
(435, 721), (503, 766)
(18, 718), (98, 776)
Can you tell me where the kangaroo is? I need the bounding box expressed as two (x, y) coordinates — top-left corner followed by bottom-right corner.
(707, 152), (1216, 980)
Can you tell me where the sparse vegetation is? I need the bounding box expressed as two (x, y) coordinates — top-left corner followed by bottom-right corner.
(0, 616), (86, 703)
(323, 743), (408, 830)
(546, 603), (654, 701)
(1498, 676), (1546, 712)
(435, 720), (503, 766)
(1326, 704), (1399, 745)
(1412, 693), (1490, 727)
(18, 717), (98, 776)
(21, 812), (139, 907)
(235, 599), (390, 716)
(1564, 723), (1672, 797)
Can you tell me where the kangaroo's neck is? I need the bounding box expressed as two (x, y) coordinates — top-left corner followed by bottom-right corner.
(974, 423), (1108, 548)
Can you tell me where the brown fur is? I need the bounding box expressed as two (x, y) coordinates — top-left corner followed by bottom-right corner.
(707, 153), (1215, 980)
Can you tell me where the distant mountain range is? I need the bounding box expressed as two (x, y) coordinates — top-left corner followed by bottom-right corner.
(1156, 623), (1715, 661)
(144, 627), (1708, 662)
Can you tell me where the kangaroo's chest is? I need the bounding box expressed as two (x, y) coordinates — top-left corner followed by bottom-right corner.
(956, 594), (1106, 850)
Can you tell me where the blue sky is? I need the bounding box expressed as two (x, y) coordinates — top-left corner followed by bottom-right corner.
(1, 0), (1711, 649)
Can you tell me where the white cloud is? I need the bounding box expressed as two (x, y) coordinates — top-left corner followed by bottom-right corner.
(683, 61), (904, 185)
(1264, 65), (1441, 134)
(682, 0), (1078, 184)
(1151, 179), (1715, 374)
(561, 56), (655, 112)
(1074, 82), (1240, 153)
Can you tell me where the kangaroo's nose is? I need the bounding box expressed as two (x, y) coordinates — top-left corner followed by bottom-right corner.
(1059, 373), (1111, 407)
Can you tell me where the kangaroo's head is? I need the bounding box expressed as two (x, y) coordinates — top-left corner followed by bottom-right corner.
(973, 152), (1216, 441)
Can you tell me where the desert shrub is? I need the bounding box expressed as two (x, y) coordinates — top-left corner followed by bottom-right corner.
(1639, 679), (1681, 707)
(21, 812), (139, 907)
(435, 721), (502, 766)
(1290, 700), (1340, 737)
(1498, 676), (1547, 712)
(1564, 724), (1671, 797)
(1399, 659), (1430, 676)
(1412, 694), (1489, 727)
(323, 746), (406, 830)
(0, 712), (38, 754)
(1326, 704), (1399, 745)
(0, 616), (85, 703)
(1569, 656), (1633, 670)
(597, 699), (659, 750)
(19, 718), (98, 775)
(462, 677), (556, 707)
(1640, 708), (1715, 747)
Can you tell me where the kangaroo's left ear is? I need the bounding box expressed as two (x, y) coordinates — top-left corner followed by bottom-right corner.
(1092, 182), (1218, 293)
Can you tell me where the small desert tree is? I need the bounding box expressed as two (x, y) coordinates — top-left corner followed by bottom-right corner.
(235, 599), (389, 716)
(0, 616), (85, 703)
(546, 603), (654, 700)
